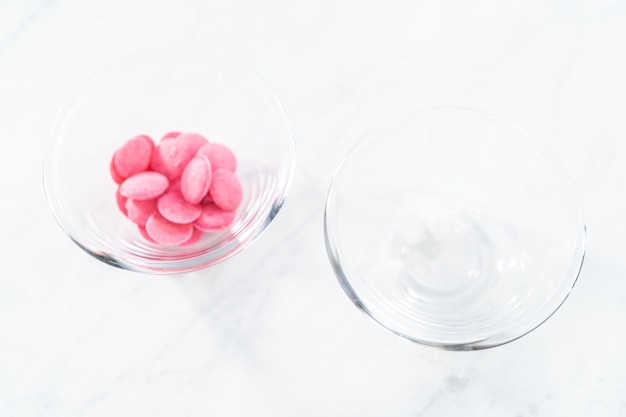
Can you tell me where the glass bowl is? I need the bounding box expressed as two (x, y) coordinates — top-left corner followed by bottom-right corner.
(324, 108), (585, 350)
(44, 48), (295, 274)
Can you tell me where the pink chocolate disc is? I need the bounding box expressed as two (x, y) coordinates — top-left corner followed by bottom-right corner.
(181, 155), (212, 205)
(197, 143), (237, 172)
(167, 178), (182, 193)
(194, 202), (236, 232)
(178, 132), (209, 155)
(145, 212), (194, 246)
(114, 135), (153, 178)
(182, 227), (204, 245)
(110, 155), (124, 184)
(208, 169), (243, 211)
(119, 171), (169, 200)
(125, 198), (158, 227)
(115, 188), (128, 216)
(150, 137), (197, 180)
(138, 226), (157, 244)
(157, 191), (202, 224)
(161, 131), (182, 140)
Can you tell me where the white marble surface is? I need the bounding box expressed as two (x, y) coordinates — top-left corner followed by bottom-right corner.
(1, 0), (626, 415)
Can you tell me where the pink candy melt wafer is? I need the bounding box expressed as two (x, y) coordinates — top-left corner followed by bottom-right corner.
(178, 132), (209, 155)
(125, 198), (158, 227)
(120, 171), (169, 200)
(116, 188), (128, 216)
(162, 131), (181, 140)
(209, 169), (243, 211)
(181, 155), (212, 205)
(114, 135), (153, 178)
(157, 191), (202, 224)
(195, 202), (236, 232)
(149, 137), (174, 178)
(150, 137), (197, 180)
(197, 143), (237, 172)
(111, 132), (244, 246)
(182, 227), (204, 245)
(110, 155), (124, 184)
(145, 212), (194, 245)
(138, 226), (157, 243)
(167, 178), (181, 193)
(137, 135), (155, 153)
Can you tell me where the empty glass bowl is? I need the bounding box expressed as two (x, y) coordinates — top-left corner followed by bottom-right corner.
(324, 108), (585, 350)
(44, 48), (295, 274)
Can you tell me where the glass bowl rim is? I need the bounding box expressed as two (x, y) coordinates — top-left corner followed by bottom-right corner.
(43, 47), (296, 274)
(323, 106), (586, 350)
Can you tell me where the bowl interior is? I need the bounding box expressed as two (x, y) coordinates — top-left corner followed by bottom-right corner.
(325, 108), (585, 349)
(44, 49), (294, 273)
